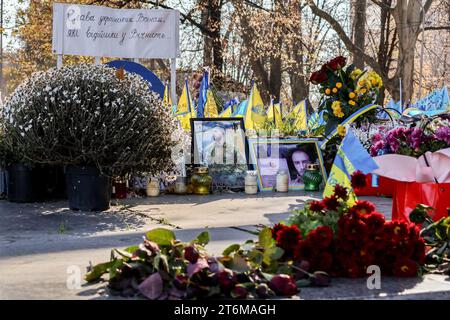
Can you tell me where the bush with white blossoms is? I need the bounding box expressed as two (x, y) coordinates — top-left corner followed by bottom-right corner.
(2, 63), (177, 176)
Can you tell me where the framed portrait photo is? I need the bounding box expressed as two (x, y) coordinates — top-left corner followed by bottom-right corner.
(190, 118), (249, 190)
(248, 138), (327, 191)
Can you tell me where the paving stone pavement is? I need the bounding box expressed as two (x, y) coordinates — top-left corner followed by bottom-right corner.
(0, 192), (449, 300)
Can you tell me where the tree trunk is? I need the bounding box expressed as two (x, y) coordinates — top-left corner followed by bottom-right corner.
(392, 0), (423, 103)
(201, 1), (213, 67)
(352, 0), (366, 69)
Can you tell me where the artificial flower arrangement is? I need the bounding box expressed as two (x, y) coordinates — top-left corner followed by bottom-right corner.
(309, 56), (383, 133)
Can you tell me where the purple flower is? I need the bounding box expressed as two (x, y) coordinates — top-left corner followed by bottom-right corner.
(407, 128), (425, 150)
(435, 126), (450, 145)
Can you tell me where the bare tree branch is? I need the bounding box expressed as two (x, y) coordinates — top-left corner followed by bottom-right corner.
(305, 0), (384, 76)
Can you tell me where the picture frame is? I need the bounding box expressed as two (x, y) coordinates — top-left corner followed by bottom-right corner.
(190, 118), (249, 190)
(248, 138), (327, 191)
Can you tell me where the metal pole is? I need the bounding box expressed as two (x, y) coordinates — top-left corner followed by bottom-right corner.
(399, 77), (403, 111)
(170, 58), (177, 104)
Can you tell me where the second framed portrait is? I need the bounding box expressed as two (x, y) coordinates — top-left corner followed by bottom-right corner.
(248, 138), (327, 191)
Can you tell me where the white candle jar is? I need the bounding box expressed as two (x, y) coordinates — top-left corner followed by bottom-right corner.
(245, 171), (258, 194)
(276, 170), (289, 192)
(175, 176), (187, 194)
(146, 178), (160, 197)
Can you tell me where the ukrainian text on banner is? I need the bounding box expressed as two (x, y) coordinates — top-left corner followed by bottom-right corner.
(52, 3), (180, 59)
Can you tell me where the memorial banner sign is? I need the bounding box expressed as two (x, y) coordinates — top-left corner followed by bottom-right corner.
(52, 3), (180, 59)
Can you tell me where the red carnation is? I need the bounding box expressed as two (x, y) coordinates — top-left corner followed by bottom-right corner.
(363, 211), (385, 233)
(271, 223), (286, 239)
(309, 69), (328, 84)
(393, 258), (419, 277)
(326, 56), (347, 71)
(333, 184), (348, 200)
(313, 251), (334, 272)
(351, 170), (367, 189)
(294, 239), (314, 262)
(323, 195), (340, 211)
(275, 225), (302, 257)
(307, 226), (334, 249)
(309, 200), (325, 213)
(412, 238), (426, 265)
(350, 200), (376, 215)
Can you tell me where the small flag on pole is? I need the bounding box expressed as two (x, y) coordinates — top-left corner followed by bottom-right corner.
(323, 129), (379, 205)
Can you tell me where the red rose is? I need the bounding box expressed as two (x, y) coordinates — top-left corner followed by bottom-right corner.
(323, 195), (340, 211)
(309, 69), (328, 84)
(393, 258), (419, 277)
(307, 226), (334, 249)
(230, 284), (248, 299)
(309, 200), (325, 213)
(269, 275), (298, 296)
(217, 268), (237, 291)
(333, 184), (348, 200)
(326, 56), (347, 71)
(255, 283), (272, 299)
(184, 246), (200, 263)
(275, 225), (302, 257)
(351, 170), (367, 189)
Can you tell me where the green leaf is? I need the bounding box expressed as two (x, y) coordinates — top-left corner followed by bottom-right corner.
(124, 245), (139, 253)
(84, 260), (115, 282)
(248, 249), (264, 265)
(263, 246), (284, 265)
(113, 248), (133, 259)
(146, 228), (175, 246)
(193, 231), (210, 245)
(260, 272), (274, 281)
(231, 254), (250, 273)
(109, 259), (124, 280)
(259, 227), (274, 249)
(222, 244), (240, 256)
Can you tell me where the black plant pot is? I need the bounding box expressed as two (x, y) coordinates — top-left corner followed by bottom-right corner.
(44, 165), (67, 200)
(65, 166), (111, 211)
(6, 163), (45, 203)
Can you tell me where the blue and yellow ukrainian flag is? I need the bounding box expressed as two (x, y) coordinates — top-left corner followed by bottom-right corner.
(323, 130), (379, 205)
(245, 82), (267, 130)
(196, 70), (209, 118)
(232, 100), (247, 117)
(267, 99), (283, 129)
(163, 81), (172, 110)
(176, 79), (195, 130)
(291, 100), (307, 130)
(219, 106), (233, 118)
(320, 104), (379, 149)
(204, 89), (219, 117)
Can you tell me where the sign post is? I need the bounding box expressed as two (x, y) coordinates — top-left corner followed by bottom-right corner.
(52, 3), (180, 100)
